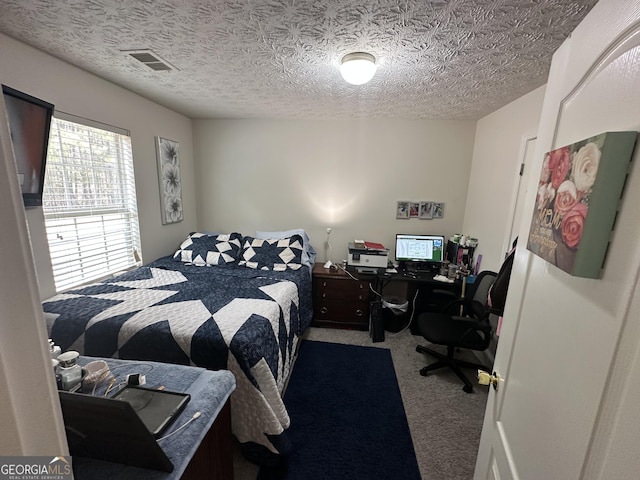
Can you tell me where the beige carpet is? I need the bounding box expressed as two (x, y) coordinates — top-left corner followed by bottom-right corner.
(234, 327), (490, 480)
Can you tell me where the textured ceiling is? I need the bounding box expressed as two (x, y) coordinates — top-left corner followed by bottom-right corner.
(0, 0), (597, 120)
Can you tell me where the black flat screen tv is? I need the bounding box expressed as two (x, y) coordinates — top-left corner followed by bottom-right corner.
(2, 85), (54, 207)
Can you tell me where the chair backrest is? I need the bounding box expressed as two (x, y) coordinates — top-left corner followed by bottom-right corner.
(469, 271), (497, 318)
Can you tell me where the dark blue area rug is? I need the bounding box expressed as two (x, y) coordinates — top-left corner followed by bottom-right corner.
(258, 340), (421, 480)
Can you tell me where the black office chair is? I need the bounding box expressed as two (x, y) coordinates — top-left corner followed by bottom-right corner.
(415, 270), (498, 393)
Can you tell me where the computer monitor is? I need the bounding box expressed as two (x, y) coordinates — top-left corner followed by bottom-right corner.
(395, 234), (445, 269)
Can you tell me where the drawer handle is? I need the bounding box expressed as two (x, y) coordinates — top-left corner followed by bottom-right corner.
(322, 293), (326, 299)
(320, 306), (328, 314)
(359, 284), (363, 289)
(355, 309), (363, 317)
(322, 281), (327, 287)
(358, 295), (363, 300)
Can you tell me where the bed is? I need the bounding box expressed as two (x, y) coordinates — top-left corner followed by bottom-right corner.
(43, 230), (315, 466)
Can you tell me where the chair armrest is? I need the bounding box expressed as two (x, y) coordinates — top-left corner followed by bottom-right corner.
(450, 315), (493, 347)
(443, 298), (484, 318)
(442, 298), (465, 314)
(450, 315), (491, 328)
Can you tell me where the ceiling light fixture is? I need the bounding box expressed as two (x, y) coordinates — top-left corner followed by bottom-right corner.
(339, 52), (377, 85)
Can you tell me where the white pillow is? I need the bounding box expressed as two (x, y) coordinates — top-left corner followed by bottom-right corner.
(255, 229), (316, 269)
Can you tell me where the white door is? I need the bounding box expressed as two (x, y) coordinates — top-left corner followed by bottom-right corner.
(475, 1), (640, 479)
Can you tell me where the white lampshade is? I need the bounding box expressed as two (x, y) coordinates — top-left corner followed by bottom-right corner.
(340, 52), (377, 85)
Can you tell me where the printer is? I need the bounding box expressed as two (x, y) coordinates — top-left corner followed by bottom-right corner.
(347, 242), (389, 273)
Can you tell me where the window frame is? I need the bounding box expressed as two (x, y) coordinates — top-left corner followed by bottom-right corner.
(42, 112), (142, 292)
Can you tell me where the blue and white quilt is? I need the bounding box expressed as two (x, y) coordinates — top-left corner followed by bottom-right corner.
(43, 255), (313, 466)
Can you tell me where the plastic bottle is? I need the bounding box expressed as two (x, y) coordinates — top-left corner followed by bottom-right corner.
(51, 358), (62, 390)
(58, 351), (82, 392)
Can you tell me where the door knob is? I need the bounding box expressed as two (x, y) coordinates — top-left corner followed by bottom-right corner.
(478, 370), (501, 391)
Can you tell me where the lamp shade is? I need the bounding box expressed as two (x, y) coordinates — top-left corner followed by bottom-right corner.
(340, 52), (377, 85)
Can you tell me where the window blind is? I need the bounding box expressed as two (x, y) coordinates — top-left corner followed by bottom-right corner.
(42, 115), (141, 292)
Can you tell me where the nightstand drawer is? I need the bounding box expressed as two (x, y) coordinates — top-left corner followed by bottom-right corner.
(314, 285), (369, 302)
(314, 278), (368, 300)
(314, 300), (369, 321)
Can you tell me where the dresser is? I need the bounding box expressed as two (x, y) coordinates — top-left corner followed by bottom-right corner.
(312, 263), (370, 330)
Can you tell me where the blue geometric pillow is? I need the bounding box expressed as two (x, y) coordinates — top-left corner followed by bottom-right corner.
(239, 235), (304, 271)
(255, 229), (317, 269)
(173, 232), (242, 266)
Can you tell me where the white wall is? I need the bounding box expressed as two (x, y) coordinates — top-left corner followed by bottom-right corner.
(0, 87), (67, 456)
(0, 33), (197, 299)
(193, 118), (476, 262)
(463, 86), (546, 272)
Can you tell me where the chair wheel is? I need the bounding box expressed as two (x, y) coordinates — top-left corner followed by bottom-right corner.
(463, 385), (473, 393)
(415, 346), (421, 353)
(419, 367), (428, 377)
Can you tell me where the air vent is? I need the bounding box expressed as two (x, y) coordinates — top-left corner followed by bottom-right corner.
(145, 62), (172, 71)
(122, 49), (177, 72)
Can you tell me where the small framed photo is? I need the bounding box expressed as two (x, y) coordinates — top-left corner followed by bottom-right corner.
(396, 201), (410, 219)
(409, 202), (420, 218)
(432, 202), (445, 219)
(419, 201), (433, 219)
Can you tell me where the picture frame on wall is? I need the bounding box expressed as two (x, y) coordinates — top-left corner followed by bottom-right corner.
(155, 136), (183, 225)
(396, 201), (410, 219)
(409, 202), (420, 218)
(432, 202), (444, 218)
(419, 201), (433, 219)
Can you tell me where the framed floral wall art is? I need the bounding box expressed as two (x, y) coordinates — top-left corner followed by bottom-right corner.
(526, 131), (637, 278)
(155, 136), (183, 224)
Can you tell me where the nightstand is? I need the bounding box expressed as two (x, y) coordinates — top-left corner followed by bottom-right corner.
(312, 263), (370, 330)
(71, 357), (235, 480)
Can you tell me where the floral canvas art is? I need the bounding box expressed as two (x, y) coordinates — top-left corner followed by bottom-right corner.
(527, 131), (637, 278)
(156, 136), (183, 224)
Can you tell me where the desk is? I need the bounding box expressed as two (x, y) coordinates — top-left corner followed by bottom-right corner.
(375, 270), (464, 333)
(71, 357), (236, 480)
(377, 269), (462, 294)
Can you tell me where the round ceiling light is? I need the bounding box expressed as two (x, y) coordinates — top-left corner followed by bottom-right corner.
(339, 52), (377, 85)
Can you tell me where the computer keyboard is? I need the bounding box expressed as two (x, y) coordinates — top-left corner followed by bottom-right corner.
(402, 270), (432, 279)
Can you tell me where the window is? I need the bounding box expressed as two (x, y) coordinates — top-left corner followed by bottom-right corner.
(42, 114), (141, 292)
